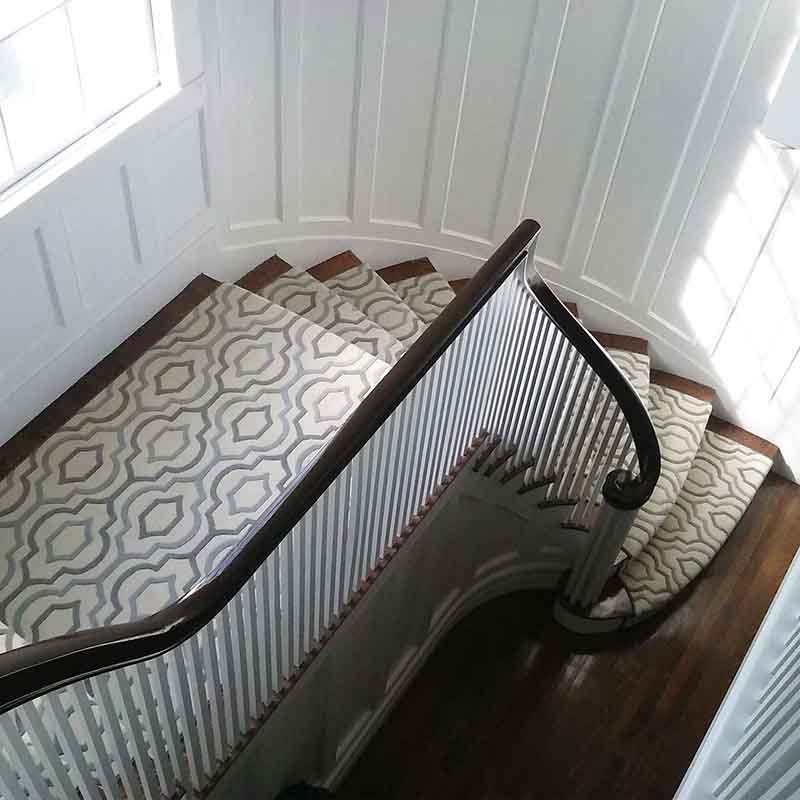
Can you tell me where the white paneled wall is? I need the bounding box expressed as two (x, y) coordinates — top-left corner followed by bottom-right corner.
(0, 76), (214, 447)
(204, 0), (800, 478)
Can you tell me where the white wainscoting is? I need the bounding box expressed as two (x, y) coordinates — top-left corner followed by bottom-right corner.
(0, 78), (215, 448)
(202, 0), (800, 479)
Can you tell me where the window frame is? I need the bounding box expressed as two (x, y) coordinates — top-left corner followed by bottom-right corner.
(0, 0), (197, 213)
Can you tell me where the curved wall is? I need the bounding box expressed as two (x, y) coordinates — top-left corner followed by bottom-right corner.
(204, 0), (800, 478)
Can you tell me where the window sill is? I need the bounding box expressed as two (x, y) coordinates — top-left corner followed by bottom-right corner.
(0, 82), (184, 221)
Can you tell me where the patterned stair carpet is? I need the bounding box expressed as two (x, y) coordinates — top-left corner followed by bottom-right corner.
(553, 307), (778, 633)
(0, 282), (388, 641)
(309, 252), (428, 349)
(239, 255), (405, 365)
(590, 423), (776, 626)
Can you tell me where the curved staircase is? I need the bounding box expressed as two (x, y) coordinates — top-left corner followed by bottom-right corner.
(551, 309), (776, 632)
(0, 223), (779, 799)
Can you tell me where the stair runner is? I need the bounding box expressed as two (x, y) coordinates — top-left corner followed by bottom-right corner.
(559, 322), (777, 632)
(0, 250), (776, 654)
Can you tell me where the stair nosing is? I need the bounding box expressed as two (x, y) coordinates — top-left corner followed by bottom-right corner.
(307, 250), (362, 281)
(706, 416), (778, 460)
(590, 331), (648, 356)
(650, 369), (715, 403)
(237, 255), (293, 293)
(376, 258), (436, 285)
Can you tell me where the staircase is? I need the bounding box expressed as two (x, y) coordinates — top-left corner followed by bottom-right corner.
(0, 221), (778, 799)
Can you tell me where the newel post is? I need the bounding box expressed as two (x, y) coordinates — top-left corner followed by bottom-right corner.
(563, 468), (639, 608)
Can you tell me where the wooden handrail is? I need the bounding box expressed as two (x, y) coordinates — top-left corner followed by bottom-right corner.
(526, 273), (660, 510)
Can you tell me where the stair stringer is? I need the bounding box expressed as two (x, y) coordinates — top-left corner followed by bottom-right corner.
(205, 445), (587, 800)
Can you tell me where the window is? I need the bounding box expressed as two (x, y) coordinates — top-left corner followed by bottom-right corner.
(0, 0), (159, 193)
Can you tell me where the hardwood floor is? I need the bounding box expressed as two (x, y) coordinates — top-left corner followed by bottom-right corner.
(339, 474), (800, 800)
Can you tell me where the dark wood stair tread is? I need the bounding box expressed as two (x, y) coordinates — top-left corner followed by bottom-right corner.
(377, 257), (436, 284)
(590, 331), (648, 355)
(307, 250), (362, 281)
(237, 255), (293, 292)
(650, 369), (715, 403)
(707, 416), (778, 459)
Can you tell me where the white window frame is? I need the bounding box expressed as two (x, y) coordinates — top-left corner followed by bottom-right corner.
(0, 0), (203, 215)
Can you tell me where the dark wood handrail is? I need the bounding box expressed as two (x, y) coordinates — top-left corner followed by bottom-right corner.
(526, 273), (660, 510)
(0, 221), (542, 714)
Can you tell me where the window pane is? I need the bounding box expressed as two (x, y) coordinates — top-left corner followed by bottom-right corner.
(0, 0), (62, 40)
(68, 0), (158, 123)
(0, 9), (85, 170)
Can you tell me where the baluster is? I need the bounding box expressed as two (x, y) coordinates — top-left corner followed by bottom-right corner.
(0, 744), (28, 800)
(580, 429), (632, 527)
(378, 411), (402, 554)
(519, 322), (563, 464)
(541, 358), (589, 487)
(235, 587), (259, 720)
(165, 648), (206, 790)
(278, 535), (294, 677)
(15, 702), (80, 800)
(42, 690), (104, 800)
(500, 298), (542, 450)
(89, 673), (145, 799)
(146, 657), (191, 790)
(253, 564), (272, 710)
(265, 549), (283, 693)
(334, 468), (353, 611)
(565, 387), (612, 502)
(0, 713), (54, 799)
(531, 338), (577, 480)
(110, 669), (162, 800)
(551, 373), (602, 501)
(512, 318), (557, 465)
(218, 605), (245, 738)
(132, 660), (179, 793)
(569, 401), (622, 524)
(185, 635), (216, 773)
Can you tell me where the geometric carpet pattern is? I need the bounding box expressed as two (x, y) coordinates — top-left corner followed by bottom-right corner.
(620, 383), (712, 562)
(622, 429), (773, 614)
(321, 262), (426, 350)
(0, 283), (388, 641)
(251, 263), (405, 366)
(388, 272), (456, 326)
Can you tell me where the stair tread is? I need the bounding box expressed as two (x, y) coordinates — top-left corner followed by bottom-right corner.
(620, 382), (713, 563)
(378, 258), (456, 325)
(706, 415), (778, 459)
(650, 369), (715, 403)
(620, 428), (774, 616)
(237, 256), (404, 365)
(449, 278), (470, 293)
(0, 282), (388, 642)
(591, 331), (649, 355)
(311, 252), (426, 349)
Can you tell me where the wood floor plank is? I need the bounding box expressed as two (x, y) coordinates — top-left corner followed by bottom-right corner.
(339, 474), (800, 800)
